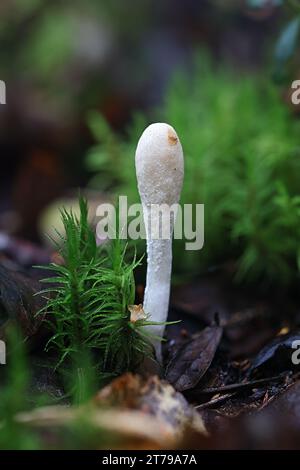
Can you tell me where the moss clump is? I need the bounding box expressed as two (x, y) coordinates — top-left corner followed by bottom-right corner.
(38, 197), (160, 376)
(86, 53), (300, 285)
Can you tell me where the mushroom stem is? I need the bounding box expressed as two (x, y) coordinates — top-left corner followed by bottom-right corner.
(135, 123), (184, 362)
(143, 236), (172, 360)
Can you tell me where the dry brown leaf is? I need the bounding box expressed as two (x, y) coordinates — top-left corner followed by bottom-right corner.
(17, 373), (207, 449)
(166, 326), (223, 392)
(95, 373), (207, 438)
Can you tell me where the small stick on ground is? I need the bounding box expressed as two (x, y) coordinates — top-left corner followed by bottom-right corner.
(198, 374), (286, 395)
(195, 393), (235, 410)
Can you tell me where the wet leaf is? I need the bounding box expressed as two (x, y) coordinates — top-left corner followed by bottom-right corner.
(248, 331), (300, 377)
(166, 325), (223, 392)
(0, 264), (45, 340)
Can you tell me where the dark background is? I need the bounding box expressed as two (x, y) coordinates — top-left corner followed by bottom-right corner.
(0, 0), (289, 241)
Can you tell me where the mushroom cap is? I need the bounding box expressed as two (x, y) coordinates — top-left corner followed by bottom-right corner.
(135, 123), (184, 206)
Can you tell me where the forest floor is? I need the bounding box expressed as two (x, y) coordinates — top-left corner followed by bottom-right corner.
(1, 234), (300, 449)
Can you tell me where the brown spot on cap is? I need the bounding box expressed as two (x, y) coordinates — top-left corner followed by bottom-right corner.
(168, 128), (178, 146)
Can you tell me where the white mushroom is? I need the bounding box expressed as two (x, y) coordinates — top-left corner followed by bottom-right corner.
(135, 123), (184, 362)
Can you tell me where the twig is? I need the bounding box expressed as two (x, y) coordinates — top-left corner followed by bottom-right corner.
(198, 374), (285, 395)
(195, 393), (234, 410)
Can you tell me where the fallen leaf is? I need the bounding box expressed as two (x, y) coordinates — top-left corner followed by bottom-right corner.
(0, 264), (45, 340)
(17, 373), (207, 449)
(95, 373), (206, 438)
(166, 325), (223, 392)
(248, 331), (300, 377)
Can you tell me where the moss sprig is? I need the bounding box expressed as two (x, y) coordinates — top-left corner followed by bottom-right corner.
(37, 197), (162, 375)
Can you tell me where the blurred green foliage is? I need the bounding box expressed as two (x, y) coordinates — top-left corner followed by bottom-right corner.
(0, 327), (110, 449)
(0, 0), (152, 93)
(0, 327), (40, 449)
(86, 53), (300, 285)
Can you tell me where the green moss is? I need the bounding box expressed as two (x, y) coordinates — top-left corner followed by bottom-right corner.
(0, 327), (41, 450)
(37, 196), (164, 377)
(86, 53), (300, 285)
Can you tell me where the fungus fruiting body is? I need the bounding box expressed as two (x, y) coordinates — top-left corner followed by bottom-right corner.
(135, 123), (184, 361)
